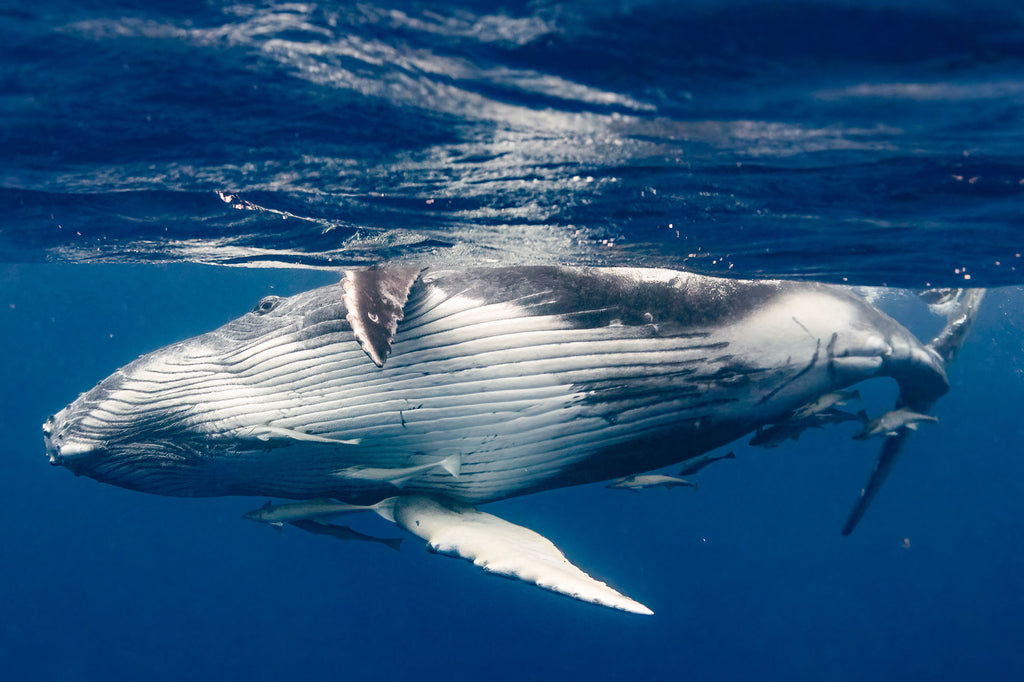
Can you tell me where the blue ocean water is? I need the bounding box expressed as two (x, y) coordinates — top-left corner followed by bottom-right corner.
(2, 1), (1023, 680)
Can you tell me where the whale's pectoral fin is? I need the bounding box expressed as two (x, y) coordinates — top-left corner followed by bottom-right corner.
(841, 430), (907, 536)
(343, 267), (423, 367)
(374, 495), (652, 615)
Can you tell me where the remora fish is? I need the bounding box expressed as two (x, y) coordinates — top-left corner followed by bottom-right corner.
(807, 407), (861, 427)
(750, 406), (861, 448)
(677, 451), (735, 476)
(749, 421), (807, 448)
(792, 389), (861, 420)
(243, 498), (378, 526)
(853, 409), (939, 440)
(288, 519), (403, 552)
(333, 454), (461, 487)
(43, 266), (963, 615)
(607, 474), (697, 491)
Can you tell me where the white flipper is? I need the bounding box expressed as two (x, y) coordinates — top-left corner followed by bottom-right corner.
(376, 495), (653, 615)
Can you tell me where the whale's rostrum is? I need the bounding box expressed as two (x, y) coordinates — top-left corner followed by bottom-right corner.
(43, 266), (960, 614)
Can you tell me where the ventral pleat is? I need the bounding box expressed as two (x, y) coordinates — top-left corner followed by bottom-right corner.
(343, 267), (423, 367)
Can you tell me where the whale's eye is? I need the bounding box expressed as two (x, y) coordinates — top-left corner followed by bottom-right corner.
(252, 296), (281, 315)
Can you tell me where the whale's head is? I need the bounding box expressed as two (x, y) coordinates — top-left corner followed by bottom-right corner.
(43, 284), (358, 496)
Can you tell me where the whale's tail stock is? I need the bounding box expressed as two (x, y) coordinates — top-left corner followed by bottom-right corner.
(841, 288), (986, 536)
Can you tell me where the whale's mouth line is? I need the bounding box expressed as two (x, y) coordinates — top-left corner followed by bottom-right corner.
(43, 424), (107, 472)
(48, 449), (104, 474)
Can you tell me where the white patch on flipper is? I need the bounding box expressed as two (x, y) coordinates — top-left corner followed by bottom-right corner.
(380, 494), (653, 615)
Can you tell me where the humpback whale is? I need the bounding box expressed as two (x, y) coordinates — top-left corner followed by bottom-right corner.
(42, 266), (976, 614)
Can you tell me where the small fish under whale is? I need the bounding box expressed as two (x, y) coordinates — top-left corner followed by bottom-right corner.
(677, 450), (735, 476)
(42, 266), (983, 614)
(243, 498), (381, 527)
(853, 408), (939, 440)
(607, 474), (698, 491)
(792, 389), (861, 421)
(288, 519), (403, 552)
(749, 407), (861, 448)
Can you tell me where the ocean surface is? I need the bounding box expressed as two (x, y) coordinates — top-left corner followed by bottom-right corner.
(2, 1), (1023, 680)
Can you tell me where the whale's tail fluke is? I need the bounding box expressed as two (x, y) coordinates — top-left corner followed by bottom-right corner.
(841, 429), (911, 536)
(841, 288), (985, 536)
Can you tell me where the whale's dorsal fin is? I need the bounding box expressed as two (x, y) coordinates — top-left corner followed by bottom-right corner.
(374, 494), (653, 615)
(343, 267), (423, 368)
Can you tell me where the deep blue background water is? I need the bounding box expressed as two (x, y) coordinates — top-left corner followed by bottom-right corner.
(2, 1), (1024, 680)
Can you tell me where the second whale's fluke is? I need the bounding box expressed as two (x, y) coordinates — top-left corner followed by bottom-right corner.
(841, 288), (985, 536)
